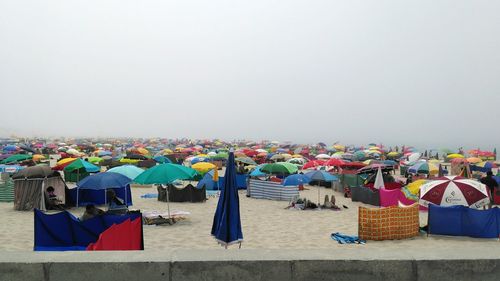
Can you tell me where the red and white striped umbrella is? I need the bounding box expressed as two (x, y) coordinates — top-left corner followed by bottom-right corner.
(419, 176), (489, 209)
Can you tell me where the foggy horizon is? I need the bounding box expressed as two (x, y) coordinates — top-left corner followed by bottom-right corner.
(1, 1), (499, 150)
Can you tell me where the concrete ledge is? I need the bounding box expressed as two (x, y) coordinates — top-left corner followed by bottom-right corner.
(1, 249), (500, 281)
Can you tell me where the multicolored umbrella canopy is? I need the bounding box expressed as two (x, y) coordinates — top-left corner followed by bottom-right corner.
(408, 161), (439, 175)
(64, 159), (100, 173)
(304, 170), (339, 182)
(134, 163), (198, 184)
(107, 165), (145, 180)
(471, 161), (498, 172)
(260, 162), (298, 174)
(419, 176), (489, 209)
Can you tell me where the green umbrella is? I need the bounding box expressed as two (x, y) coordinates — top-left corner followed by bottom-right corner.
(260, 162), (298, 174)
(210, 152), (228, 160)
(235, 157), (257, 165)
(134, 163), (198, 184)
(87, 156), (103, 164)
(133, 163), (198, 223)
(0, 154), (33, 164)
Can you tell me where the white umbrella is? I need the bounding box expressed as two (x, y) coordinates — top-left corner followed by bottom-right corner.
(315, 154), (331, 159)
(373, 167), (385, 189)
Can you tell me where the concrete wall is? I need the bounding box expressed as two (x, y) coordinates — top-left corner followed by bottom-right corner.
(1, 249), (500, 281)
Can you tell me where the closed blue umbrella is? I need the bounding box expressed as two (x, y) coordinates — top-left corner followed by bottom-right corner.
(211, 151), (243, 247)
(283, 174), (311, 186)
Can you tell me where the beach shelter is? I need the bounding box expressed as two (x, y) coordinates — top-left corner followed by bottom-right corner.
(63, 159), (100, 182)
(107, 165), (144, 180)
(34, 209), (143, 251)
(419, 176), (489, 209)
(75, 172), (132, 207)
(0, 165), (21, 202)
(408, 161), (439, 176)
(211, 151), (243, 247)
(12, 165), (67, 211)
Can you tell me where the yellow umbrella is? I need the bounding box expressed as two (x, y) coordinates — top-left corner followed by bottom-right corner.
(33, 154), (46, 162)
(407, 179), (428, 195)
(136, 147), (149, 155)
(57, 157), (77, 166)
(333, 144), (345, 151)
(292, 154), (303, 158)
(192, 162), (216, 174)
(447, 153), (464, 159)
(387, 151), (400, 157)
(162, 149), (173, 155)
(119, 158), (140, 164)
(212, 167), (219, 182)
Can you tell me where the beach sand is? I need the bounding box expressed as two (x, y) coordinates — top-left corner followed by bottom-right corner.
(1, 184), (500, 252)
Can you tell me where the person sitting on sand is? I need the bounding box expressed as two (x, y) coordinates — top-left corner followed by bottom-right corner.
(81, 204), (105, 221)
(45, 186), (63, 210)
(106, 189), (128, 214)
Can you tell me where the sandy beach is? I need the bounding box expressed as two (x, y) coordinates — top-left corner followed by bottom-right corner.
(2, 183), (500, 252)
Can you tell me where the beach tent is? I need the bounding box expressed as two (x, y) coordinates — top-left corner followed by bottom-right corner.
(72, 172), (132, 207)
(63, 159), (100, 182)
(158, 183), (206, 203)
(0, 170), (16, 202)
(34, 209), (143, 251)
(12, 166), (67, 211)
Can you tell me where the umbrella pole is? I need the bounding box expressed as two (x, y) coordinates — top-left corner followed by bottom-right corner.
(318, 185), (321, 209)
(166, 185), (172, 222)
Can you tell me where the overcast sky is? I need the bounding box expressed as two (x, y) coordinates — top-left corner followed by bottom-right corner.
(1, 1), (499, 149)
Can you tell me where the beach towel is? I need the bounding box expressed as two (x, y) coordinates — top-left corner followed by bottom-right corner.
(330, 232), (366, 244)
(140, 193), (158, 198)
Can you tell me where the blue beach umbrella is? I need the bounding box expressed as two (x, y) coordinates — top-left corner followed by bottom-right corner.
(249, 165), (266, 177)
(283, 174), (311, 186)
(305, 170), (339, 206)
(211, 151), (243, 247)
(153, 155), (172, 164)
(305, 170), (339, 182)
(76, 172), (132, 207)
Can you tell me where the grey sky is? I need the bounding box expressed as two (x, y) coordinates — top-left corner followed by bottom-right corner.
(1, 1), (499, 149)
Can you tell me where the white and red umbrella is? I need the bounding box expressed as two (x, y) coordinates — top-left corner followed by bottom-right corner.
(419, 176), (489, 209)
